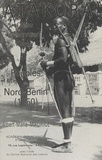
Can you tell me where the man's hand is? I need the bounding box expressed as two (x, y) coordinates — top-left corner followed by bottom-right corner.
(40, 60), (47, 70)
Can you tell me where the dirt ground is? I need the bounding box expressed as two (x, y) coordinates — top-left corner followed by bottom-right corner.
(0, 101), (102, 160)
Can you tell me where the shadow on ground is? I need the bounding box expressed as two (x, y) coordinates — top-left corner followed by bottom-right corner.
(93, 149), (102, 160)
(18, 134), (57, 149)
(75, 107), (102, 124)
(0, 101), (102, 130)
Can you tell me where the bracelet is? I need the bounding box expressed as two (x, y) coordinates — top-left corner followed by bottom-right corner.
(46, 61), (54, 67)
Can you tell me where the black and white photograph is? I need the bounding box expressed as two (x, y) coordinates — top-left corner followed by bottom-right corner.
(0, 0), (102, 160)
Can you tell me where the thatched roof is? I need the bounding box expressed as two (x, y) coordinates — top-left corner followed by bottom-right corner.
(79, 27), (102, 66)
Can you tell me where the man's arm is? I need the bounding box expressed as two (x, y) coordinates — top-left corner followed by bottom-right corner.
(54, 38), (68, 67)
(40, 38), (69, 69)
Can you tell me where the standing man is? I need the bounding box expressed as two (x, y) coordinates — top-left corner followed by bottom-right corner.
(40, 16), (75, 153)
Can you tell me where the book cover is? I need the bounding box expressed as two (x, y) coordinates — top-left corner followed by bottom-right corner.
(0, 1), (102, 160)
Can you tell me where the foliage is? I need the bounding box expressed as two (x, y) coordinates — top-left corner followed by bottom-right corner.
(0, 0), (102, 52)
(0, 17), (10, 69)
(27, 41), (54, 72)
(0, 0), (102, 71)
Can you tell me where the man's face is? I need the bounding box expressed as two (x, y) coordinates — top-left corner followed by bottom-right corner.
(53, 18), (64, 35)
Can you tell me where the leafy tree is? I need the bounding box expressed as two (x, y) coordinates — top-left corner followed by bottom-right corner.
(0, 18), (9, 69)
(0, 0), (102, 106)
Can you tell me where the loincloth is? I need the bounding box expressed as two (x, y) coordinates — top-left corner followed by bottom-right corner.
(54, 70), (75, 91)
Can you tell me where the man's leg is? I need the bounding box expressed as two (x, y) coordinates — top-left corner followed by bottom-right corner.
(52, 82), (74, 153)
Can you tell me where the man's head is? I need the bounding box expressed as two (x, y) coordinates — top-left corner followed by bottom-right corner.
(53, 16), (69, 34)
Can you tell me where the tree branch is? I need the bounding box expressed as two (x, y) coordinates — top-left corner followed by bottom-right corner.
(14, 68), (23, 87)
(21, 47), (28, 81)
(17, 47), (27, 71)
(17, 52), (23, 71)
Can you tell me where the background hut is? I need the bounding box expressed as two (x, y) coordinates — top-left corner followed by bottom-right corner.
(74, 27), (102, 95)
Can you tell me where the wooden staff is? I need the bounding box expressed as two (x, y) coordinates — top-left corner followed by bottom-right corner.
(56, 10), (94, 103)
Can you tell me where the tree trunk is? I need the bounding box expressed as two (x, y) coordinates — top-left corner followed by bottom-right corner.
(20, 83), (28, 107)
(20, 48), (29, 107)
(13, 49), (29, 108)
(0, 31), (29, 108)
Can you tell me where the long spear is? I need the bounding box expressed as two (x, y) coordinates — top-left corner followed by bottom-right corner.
(73, 4), (94, 103)
(56, 5), (94, 103)
(39, 23), (45, 109)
